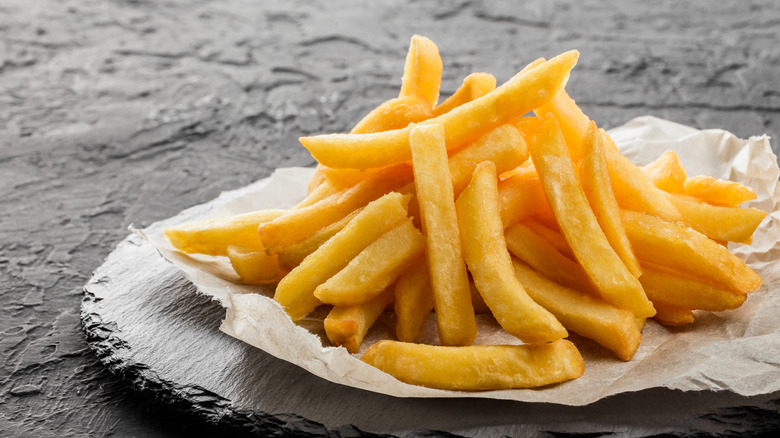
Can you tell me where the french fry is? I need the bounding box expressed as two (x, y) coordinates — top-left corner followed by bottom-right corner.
(639, 262), (747, 312)
(642, 150), (686, 193)
(529, 116), (655, 318)
(621, 209), (763, 294)
(273, 192), (410, 321)
(432, 72), (496, 117)
(522, 217), (574, 259)
(295, 179), (338, 209)
(351, 95), (433, 135)
(165, 209), (286, 256)
(227, 245), (287, 284)
(300, 51), (579, 169)
(314, 219), (426, 306)
(394, 262), (434, 343)
(666, 193), (767, 243)
(276, 208), (362, 269)
(320, 166), (383, 191)
(684, 175), (757, 206)
(308, 165), (327, 193)
(652, 304), (695, 327)
(410, 123), (477, 346)
(512, 260), (642, 361)
(325, 288), (395, 354)
(399, 35), (443, 108)
(498, 168), (551, 228)
(457, 161), (567, 343)
(361, 340), (585, 390)
(580, 123), (641, 277)
(533, 90), (590, 160)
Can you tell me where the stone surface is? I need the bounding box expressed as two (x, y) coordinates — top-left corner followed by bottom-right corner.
(1, 0), (779, 436)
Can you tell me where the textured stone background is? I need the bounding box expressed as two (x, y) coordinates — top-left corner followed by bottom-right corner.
(1, 0), (779, 436)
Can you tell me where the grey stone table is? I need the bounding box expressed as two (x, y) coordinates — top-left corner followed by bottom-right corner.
(2, 0), (779, 436)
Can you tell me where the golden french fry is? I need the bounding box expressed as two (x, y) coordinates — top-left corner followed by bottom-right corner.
(468, 278), (491, 314)
(351, 95), (433, 134)
(394, 262), (434, 343)
(165, 209), (286, 256)
(642, 150), (686, 193)
(529, 116), (655, 318)
(533, 90), (590, 160)
(580, 123), (641, 277)
(277, 208), (362, 269)
(301, 51), (579, 169)
(522, 217), (574, 259)
(639, 262), (747, 311)
(652, 304), (695, 327)
(399, 35), (443, 108)
(273, 192), (410, 321)
(227, 245), (287, 284)
(361, 340), (585, 390)
(295, 179), (338, 209)
(260, 164), (412, 254)
(456, 161), (567, 343)
(308, 165), (327, 193)
(622, 209), (763, 294)
(325, 288), (395, 354)
(684, 175), (757, 205)
(512, 260), (642, 361)
(314, 219), (426, 306)
(666, 193), (766, 243)
(498, 168), (550, 229)
(410, 123), (477, 346)
(432, 72), (496, 117)
(320, 166), (383, 191)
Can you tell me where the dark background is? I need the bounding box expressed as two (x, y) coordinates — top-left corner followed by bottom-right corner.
(1, 0), (779, 436)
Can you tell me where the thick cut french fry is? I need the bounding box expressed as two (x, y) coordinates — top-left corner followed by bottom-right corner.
(361, 340), (585, 390)
(684, 175), (757, 206)
(351, 95), (433, 135)
(533, 90), (590, 160)
(622, 210), (763, 294)
(410, 124), (477, 346)
(325, 288), (395, 354)
(277, 208), (362, 269)
(273, 192), (410, 321)
(652, 304), (695, 327)
(456, 162), (567, 343)
(512, 260), (642, 361)
(580, 123), (641, 277)
(295, 179), (338, 209)
(314, 219), (426, 306)
(432, 72), (496, 117)
(639, 262), (747, 311)
(320, 166), (383, 191)
(642, 150), (686, 193)
(529, 117), (655, 318)
(399, 35), (443, 108)
(394, 262), (434, 343)
(227, 245), (287, 284)
(260, 164), (412, 254)
(301, 51), (579, 169)
(165, 209), (286, 256)
(498, 168), (551, 228)
(666, 193), (767, 243)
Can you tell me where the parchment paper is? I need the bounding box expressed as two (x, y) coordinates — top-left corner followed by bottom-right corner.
(141, 116), (780, 405)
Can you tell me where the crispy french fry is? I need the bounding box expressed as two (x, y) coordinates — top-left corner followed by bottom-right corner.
(410, 124), (477, 346)
(314, 219), (426, 306)
(320, 166), (383, 191)
(308, 165), (327, 193)
(165, 209), (286, 256)
(399, 35), (443, 108)
(456, 162), (567, 343)
(325, 288), (395, 354)
(432, 72), (496, 117)
(227, 245), (287, 284)
(642, 150), (686, 193)
(361, 340), (584, 390)
(533, 90), (590, 160)
(684, 175), (757, 206)
(512, 260), (642, 361)
(639, 262), (747, 312)
(652, 304), (695, 327)
(622, 209), (763, 294)
(273, 192), (410, 321)
(295, 179), (338, 209)
(666, 193), (766, 243)
(522, 217), (574, 259)
(498, 168), (550, 228)
(260, 164), (412, 254)
(301, 51), (579, 169)
(529, 116), (655, 317)
(351, 95), (433, 135)
(394, 262), (434, 343)
(469, 278), (491, 314)
(580, 123), (641, 277)
(277, 208), (362, 269)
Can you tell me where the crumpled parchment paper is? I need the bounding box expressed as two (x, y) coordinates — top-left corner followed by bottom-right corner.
(141, 116), (780, 405)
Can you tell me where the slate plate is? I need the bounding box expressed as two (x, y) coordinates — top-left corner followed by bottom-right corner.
(81, 232), (780, 436)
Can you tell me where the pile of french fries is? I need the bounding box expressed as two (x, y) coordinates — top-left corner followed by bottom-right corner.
(165, 36), (766, 391)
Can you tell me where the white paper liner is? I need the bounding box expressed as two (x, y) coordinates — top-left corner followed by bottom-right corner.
(141, 116), (780, 405)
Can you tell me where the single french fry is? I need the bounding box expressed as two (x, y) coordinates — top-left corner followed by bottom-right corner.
(580, 123), (642, 277)
(314, 219), (426, 306)
(432, 72), (496, 117)
(351, 95), (433, 135)
(529, 117), (655, 317)
(325, 288), (395, 354)
(320, 166), (383, 191)
(273, 192), (410, 321)
(277, 208), (363, 269)
(361, 340), (585, 390)
(301, 51), (579, 169)
(622, 209), (763, 294)
(533, 90), (590, 160)
(399, 35), (443, 108)
(456, 162), (567, 343)
(227, 245), (287, 284)
(394, 262), (434, 343)
(642, 150), (686, 193)
(308, 165), (327, 193)
(639, 262), (747, 312)
(684, 175), (757, 206)
(165, 209), (286, 256)
(260, 164), (412, 254)
(522, 217), (574, 259)
(666, 193), (767, 243)
(295, 179), (338, 209)
(410, 124), (477, 346)
(652, 304), (695, 327)
(512, 260), (642, 361)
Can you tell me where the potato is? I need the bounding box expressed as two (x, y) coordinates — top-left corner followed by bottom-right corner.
(394, 262), (434, 343)
(325, 288), (395, 354)
(642, 150), (686, 193)
(432, 72), (496, 117)
(684, 175), (757, 205)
